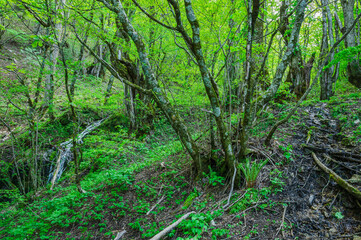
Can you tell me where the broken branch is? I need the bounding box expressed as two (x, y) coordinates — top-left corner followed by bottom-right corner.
(149, 211), (195, 240)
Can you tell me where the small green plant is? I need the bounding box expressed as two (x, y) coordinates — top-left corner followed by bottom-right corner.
(279, 144), (294, 163)
(270, 169), (286, 193)
(202, 166), (225, 187)
(334, 211), (344, 219)
(238, 158), (268, 188)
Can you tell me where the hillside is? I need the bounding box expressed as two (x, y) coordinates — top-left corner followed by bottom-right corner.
(1, 0), (361, 239)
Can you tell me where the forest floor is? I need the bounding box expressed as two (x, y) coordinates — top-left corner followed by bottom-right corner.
(2, 93), (361, 239)
(96, 97), (361, 240)
(1, 43), (361, 240)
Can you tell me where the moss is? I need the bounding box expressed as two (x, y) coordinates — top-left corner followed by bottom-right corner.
(182, 192), (198, 209)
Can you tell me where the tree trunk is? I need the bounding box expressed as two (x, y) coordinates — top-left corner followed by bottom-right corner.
(238, 0), (255, 160)
(259, 0), (307, 106)
(70, 27), (91, 96)
(44, 0), (67, 120)
(280, 0), (314, 99)
(320, 0), (339, 100)
(223, 0), (241, 112)
(98, 0), (206, 174)
(341, 0), (361, 88)
(104, 75), (114, 104)
(181, 0), (236, 175)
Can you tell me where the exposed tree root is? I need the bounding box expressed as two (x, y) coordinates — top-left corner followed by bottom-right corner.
(323, 154), (361, 174)
(304, 145), (361, 163)
(311, 152), (361, 201)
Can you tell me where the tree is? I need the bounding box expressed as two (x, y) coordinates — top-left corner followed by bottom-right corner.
(319, 0), (340, 100)
(340, 0), (361, 88)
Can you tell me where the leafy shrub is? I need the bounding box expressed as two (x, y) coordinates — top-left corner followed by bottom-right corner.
(239, 158), (268, 188)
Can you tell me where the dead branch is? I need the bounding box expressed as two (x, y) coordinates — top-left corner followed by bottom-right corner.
(274, 205), (287, 238)
(311, 152), (361, 201)
(224, 190), (250, 212)
(331, 155), (361, 164)
(114, 230), (126, 240)
(147, 195), (165, 215)
(223, 163), (237, 209)
(149, 211), (195, 240)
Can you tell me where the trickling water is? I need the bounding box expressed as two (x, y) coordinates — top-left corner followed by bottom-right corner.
(47, 118), (107, 184)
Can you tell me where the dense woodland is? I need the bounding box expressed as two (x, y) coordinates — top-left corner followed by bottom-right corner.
(0, 0), (361, 239)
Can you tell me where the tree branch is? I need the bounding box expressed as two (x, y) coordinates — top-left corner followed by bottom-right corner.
(131, 0), (176, 30)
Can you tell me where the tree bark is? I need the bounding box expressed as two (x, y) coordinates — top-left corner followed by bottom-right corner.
(223, 0), (241, 112)
(238, 0), (255, 160)
(45, 0), (67, 120)
(259, 0), (307, 106)
(341, 0), (361, 88)
(281, 0), (314, 99)
(320, 0), (339, 100)
(181, 0), (236, 174)
(97, 0), (205, 174)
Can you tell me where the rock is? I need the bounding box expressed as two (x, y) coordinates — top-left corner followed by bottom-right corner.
(309, 194), (315, 205)
(348, 175), (361, 184)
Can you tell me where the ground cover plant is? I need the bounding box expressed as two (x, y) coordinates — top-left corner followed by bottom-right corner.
(1, 0), (361, 239)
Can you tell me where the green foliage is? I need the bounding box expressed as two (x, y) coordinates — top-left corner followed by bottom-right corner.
(0, 132), (186, 239)
(270, 169), (286, 193)
(334, 211), (344, 220)
(325, 44), (361, 70)
(4, 29), (31, 45)
(274, 82), (295, 103)
(279, 144), (294, 164)
(202, 166), (225, 187)
(238, 158), (268, 188)
(230, 188), (272, 214)
(178, 210), (229, 240)
(183, 190), (198, 209)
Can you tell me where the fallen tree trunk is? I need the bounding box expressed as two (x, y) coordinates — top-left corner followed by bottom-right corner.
(48, 118), (108, 188)
(311, 152), (361, 201)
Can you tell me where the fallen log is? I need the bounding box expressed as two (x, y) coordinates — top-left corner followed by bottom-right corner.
(311, 152), (361, 201)
(149, 211), (195, 240)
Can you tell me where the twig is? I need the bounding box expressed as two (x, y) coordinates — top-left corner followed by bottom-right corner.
(274, 205), (287, 238)
(223, 163), (237, 209)
(114, 230), (126, 240)
(248, 146), (276, 167)
(147, 195), (165, 215)
(229, 200), (268, 222)
(224, 190), (249, 211)
(149, 211), (195, 240)
(200, 108), (215, 116)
